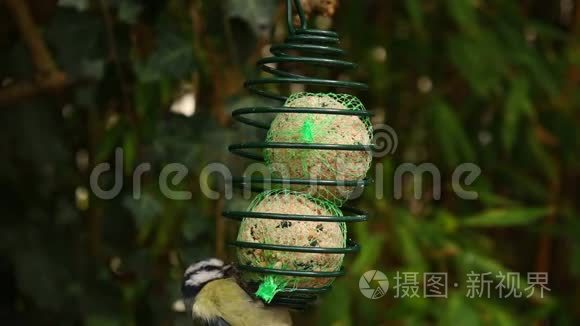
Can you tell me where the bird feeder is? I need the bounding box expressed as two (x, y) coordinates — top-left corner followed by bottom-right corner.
(223, 0), (374, 309)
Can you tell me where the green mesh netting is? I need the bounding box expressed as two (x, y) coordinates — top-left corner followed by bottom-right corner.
(255, 275), (288, 303)
(264, 92), (373, 206)
(236, 189), (346, 294)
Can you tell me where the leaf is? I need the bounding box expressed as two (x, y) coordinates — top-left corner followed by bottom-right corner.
(435, 209), (459, 234)
(503, 78), (534, 152)
(395, 210), (427, 273)
(477, 191), (519, 207)
(541, 110), (579, 165)
(441, 293), (480, 326)
(516, 51), (560, 97)
(225, 0), (278, 37)
(499, 167), (548, 201)
(350, 223), (385, 276)
(122, 131), (138, 175)
(448, 31), (506, 96)
(529, 21), (569, 41)
(58, 0), (91, 11)
(135, 24), (195, 82)
(430, 100), (475, 168)
(405, 0), (424, 32)
(318, 279), (352, 326)
(45, 9), (106, 79)
(181, 207), (210, 242)
(134, 81), (161, 121)
(445, 0), (479, 34)
(398, 229), (427, 272)
(122, 193), (162, 230)
(95, 121), (125, 163)
(80, 59), (105, 80)
(117, 0), (143, 24)
(525, 128), (557, 181)
(486, 305), (518, 326)
(461, 207), (549, 227)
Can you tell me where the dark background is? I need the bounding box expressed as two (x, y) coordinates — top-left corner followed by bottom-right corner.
(0, 0), (579, 325)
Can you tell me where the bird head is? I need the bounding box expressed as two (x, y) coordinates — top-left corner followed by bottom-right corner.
(182, 258), (232, 302)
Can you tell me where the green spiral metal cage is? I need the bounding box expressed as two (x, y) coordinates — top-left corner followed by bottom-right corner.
(223, 0), (373, 309)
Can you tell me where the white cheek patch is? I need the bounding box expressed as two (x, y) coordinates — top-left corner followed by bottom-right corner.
(185, 269), (224, 287)
(184, 258), (224, 276)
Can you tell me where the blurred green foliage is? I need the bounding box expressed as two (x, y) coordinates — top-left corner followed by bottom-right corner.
(0, 0), (579, 325)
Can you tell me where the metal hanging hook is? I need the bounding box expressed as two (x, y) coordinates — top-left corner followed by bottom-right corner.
(287, 0), (308, 35)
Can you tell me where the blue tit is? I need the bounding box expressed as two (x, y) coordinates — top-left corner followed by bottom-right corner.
(181, 258), (293, 326)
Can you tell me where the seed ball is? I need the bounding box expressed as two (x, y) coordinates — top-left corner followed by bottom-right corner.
(264, 93), (372, 204)
(236, 190), (345, 288)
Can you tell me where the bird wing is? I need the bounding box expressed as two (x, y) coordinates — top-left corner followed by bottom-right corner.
(194, 278), (292, 326)
(207, 317), (231, 326)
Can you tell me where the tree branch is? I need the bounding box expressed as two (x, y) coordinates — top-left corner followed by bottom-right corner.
(98, 0), (132, 112)
(0, 75), (75, 106)
(3, 0), (60, 77)
(0, 0), (71, 105)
